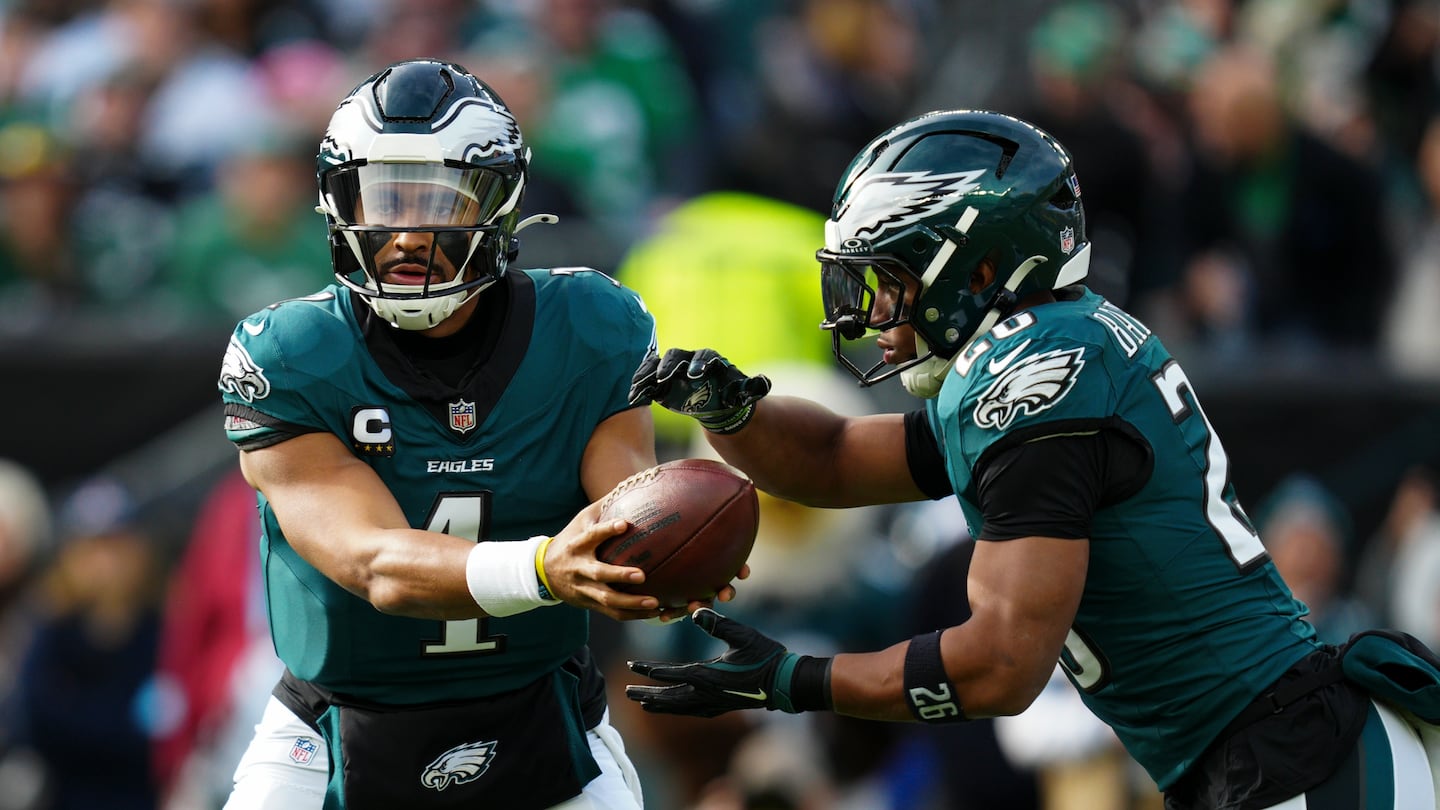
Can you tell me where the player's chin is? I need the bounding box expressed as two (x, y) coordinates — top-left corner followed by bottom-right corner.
(882, 346), (917, 366)
(873, 342), (901, 364)
(878, 329), (918, 366)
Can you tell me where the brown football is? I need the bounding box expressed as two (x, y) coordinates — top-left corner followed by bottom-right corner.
(595, 458), (759, 607)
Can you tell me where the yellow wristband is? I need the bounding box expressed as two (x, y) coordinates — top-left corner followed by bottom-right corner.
(534, 535), (557, 601)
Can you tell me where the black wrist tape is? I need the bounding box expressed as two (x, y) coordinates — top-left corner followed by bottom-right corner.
(789, 656), (834, 712)
(903, 630), (966, 723)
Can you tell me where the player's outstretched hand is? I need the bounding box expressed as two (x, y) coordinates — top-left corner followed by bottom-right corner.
(628, 348), (771, 434)
(626, 608), (814, 717)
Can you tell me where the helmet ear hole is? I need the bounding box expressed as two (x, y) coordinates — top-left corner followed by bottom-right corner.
(969, 255), (997, 295)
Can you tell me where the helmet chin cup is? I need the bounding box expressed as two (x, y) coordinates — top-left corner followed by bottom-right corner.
(373, 249), (498, 330)
(369, 284), (485, 330)
(899, 333), (950, 398)
(900, 354), (952, 398)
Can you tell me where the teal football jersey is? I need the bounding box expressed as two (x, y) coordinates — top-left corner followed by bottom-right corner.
(928, 288), (1319, 788)
(217, 269), (655, 704)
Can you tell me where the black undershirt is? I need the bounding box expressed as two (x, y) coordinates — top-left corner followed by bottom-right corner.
(903, 409), (1152, 540)
(384, 282), (510, 389)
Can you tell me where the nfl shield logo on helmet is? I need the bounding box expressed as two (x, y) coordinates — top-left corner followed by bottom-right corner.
(289, 737), (318, 765)
(449, 399), (477, 434)
(1060, 227), (1075, 254)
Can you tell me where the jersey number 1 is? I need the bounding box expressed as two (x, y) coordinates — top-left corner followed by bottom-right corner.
(423, 492), (505, 656)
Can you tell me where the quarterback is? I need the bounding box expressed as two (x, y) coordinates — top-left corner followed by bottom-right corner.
(216, 59), (686, 810)
(627, 110), (1440, 808)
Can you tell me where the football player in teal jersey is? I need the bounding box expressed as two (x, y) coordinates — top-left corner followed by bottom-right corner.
(216, 59), (699, 810)
(627, 110), (1440, 808)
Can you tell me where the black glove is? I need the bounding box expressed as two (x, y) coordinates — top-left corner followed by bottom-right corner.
(628, 348), (772, 434)
(626, 608), (831, 717)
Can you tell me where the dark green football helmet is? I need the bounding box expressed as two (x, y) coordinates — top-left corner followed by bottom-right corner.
(817, 110), (1090, 397)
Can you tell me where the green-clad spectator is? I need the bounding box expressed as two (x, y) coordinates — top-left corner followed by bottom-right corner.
(161, 130), (333, 327)
(0, 120), (84, 328)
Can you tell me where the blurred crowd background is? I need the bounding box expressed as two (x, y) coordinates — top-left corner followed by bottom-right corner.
(2, 0), (1440, 808)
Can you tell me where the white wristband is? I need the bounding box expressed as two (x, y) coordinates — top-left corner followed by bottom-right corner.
(465, 536), (561, 617)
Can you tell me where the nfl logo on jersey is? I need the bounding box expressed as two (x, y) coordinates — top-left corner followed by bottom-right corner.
(1060, 227), (1075, 254)
(449, 399), (477, 434)
(289, 736), (318, 765)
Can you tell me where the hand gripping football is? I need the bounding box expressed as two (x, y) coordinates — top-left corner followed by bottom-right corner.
(596, 459), (759, 608)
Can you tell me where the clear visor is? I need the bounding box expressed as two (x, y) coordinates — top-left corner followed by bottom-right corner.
(818, 252), (916, 338)
(324, 163), (512, 227)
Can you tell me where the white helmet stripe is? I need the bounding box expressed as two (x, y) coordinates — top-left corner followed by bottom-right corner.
(919, 207), (979, 288)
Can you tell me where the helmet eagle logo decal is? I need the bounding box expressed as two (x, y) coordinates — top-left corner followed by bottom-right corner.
(834, 170), (986, 242)
(973, 347), (1085, 430)
(446, 96), (522, 162)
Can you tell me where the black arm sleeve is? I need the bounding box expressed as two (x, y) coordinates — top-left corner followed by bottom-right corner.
(975, 426), (1151, 541)
(903, 408), (955, 499)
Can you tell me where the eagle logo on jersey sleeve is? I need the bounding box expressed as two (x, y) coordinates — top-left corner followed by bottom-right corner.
(972, 347), (1085, 430)
(218, 334), (271, 403)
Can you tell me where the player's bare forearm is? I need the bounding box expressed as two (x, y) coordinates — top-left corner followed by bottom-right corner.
(627, 538), (1080, 720)
(704, 398), (923, 507)
(828, 537), (1087, 722)
(628, 607), (1053, 722)
(240, 435), (485, 618)
(828, 643), (915, 722)
(828, 624), (1051, 723)
(245, 436), (567, 620)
